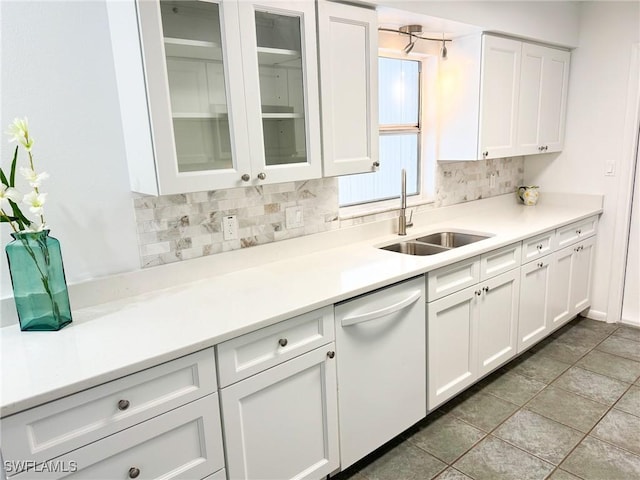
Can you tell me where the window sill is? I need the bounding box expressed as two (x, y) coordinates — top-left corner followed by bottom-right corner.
(339, 196), (435, 221)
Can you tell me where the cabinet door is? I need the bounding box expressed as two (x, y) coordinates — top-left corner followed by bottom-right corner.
(518, 258), (552, 353)
(477, 269), (520, 377)
(317, 0), (378, 176)
(220, 345), (339, 480)
(549, 245), (573, 331)
(238, 0), (322, 184)
(517, 43), (570, 155)
(136, 0), (252, 194)
(478, 35), (521, 159)
(538, 46), (570, 153)
(428, 285), (478, 410)
(570, 236), (596, 314)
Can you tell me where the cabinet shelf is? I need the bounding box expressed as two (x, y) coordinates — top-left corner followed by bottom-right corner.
(261, 113), (303, 119)
(172, 112), (228, 119)
(257, 47), (301, 67)
(164, 37), (222, 61)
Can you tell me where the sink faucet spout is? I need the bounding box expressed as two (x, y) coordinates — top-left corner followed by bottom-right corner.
(398, 168), (413, 235)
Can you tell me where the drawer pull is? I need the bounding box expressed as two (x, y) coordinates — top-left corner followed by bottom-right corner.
(475, 290), (482, 296)
(117, 399), (130, 411)
(278, 338), (288, 347)
(538, 262), (544, 268)
(483, 286), (490, 293)
(128, 467), (140, 479)
(537, 244), (543, 250)
(577, 229), (582, 235)
(327, 351), (335, 359)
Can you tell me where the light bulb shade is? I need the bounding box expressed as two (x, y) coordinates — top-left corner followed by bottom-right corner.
(441, 42), (448, 60)
(403, 40), (415, 54)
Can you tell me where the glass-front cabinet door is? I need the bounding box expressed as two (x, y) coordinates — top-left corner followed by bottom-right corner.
(137, 0), (251, 193)
(238, 1), (321, 184)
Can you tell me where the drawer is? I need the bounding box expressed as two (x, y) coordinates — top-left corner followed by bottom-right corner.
(522, 231), (555, 263)
(427, 257), (480, 302)
(203, 469), (226, 480)
(555, 216), (598, 249)
(11, 394), (224, 479)
(217, 306), (335, 387)
(480, 242), (521, 280)
(2, 348), (217, 472)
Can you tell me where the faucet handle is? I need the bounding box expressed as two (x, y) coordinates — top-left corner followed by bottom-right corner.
(407, 209), (414, 228)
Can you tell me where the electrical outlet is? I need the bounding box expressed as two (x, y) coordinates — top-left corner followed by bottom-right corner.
(222, 215), (238, 240)
(285, 206), (304, 229)
(605, 162), (616, 176)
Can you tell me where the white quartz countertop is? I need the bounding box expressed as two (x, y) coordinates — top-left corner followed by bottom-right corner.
(0, 193), (603, 417)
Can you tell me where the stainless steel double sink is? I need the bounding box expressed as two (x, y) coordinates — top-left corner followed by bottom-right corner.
(380, 231), (492, 256)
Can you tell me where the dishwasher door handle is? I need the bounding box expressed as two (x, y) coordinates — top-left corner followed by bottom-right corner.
(341, 290), (422, 327)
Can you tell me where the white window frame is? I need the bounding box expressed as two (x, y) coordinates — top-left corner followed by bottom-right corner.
(339, 49), (435, 218)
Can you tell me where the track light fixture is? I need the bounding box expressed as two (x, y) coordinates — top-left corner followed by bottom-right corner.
(379, 25), (452, 58)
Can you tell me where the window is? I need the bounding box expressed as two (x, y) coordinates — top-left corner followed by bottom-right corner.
(339, 55), (425, 209)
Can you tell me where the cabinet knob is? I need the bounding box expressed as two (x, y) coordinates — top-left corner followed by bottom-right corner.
(257, 172), (267, 180)
(577, 229), (582, 235)
(537, 244), (543, 250)
(483, 286), (490, 293)
(241, 174), (250, 182)
(475, 290), (482, 296)
(482, 151), (489, 158)
(538, 146), (544, 152)
(118, 399), (130, 411)
(327, 351), (335, 359)
(372, 161), (380, 169)
(278, 338), (288, 347)
(544, 146), (549, 151)
(128, 467), (140, 479)
(538, 262), (544, 268)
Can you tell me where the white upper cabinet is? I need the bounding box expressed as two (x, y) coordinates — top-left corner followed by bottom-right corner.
(238, 0), (322, 185)
(517, 43), (570, 155)
(438, 33), (570, 161)
(478, 36), (522, 160)
(108, 0), (321, 195)
(317, 0), (379, 177)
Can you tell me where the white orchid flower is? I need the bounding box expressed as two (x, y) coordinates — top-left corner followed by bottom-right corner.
(0, 184), (20, 209)
(20, 167), (49, 188)
(6, 117), (33, 151)
(25, 221), (48, 233)
(23, 190), (47, 215)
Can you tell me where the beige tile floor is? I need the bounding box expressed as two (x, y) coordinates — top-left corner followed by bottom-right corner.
(333, 317), (640, 480)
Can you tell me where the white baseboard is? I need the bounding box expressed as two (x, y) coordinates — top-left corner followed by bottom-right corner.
(621, 316), (640, 328)
(583, 308), (608, 322)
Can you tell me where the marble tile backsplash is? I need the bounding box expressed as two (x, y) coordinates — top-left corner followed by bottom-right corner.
(134, 157), (524, 267)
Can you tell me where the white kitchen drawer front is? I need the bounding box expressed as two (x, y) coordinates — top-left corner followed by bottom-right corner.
(522, 231), (555, 263)
(2, 348), (217, 471)
(217, 306), (334, 387)
(555, 216), (598, 249)
(480, 242), (522, 280)
(427, 257), (480, 301)
(11, 394), (224, 479)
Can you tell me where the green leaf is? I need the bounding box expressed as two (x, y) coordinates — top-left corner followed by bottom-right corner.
(9, 145), (18, 186)
(0, 167), (8, 186)
(8, 199), (30, 227)
(0, 215), (19, 222)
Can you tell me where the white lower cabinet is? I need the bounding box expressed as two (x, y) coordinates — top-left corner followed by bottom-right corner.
(569, 236), (596, 314)
(12, 394), (224, 479)
(518, 256), (553, 352)
(220, 345), (339, 480)
(428, 269), (519, 410)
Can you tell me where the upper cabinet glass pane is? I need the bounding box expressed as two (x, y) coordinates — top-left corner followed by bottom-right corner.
(254, 11), (307, 166)
(160, 1), (233, 173)
(379, 57), (420, 126)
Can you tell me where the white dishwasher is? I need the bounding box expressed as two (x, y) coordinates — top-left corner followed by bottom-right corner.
(334, 276), (426, 469)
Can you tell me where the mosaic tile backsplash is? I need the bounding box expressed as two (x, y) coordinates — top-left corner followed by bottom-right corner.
(134, 157), (524, 267)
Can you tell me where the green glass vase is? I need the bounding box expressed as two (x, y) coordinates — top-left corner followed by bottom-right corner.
(5, 230), (72, 331)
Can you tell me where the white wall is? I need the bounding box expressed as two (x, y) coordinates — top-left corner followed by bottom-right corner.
(374, 1), (580, 47)
(622, 145), (639, 326)
(0, 0), (140, 298)
(525, 2), (640, 322)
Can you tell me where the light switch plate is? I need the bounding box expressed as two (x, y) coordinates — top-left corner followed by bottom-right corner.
(285, 206), (304, 229)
